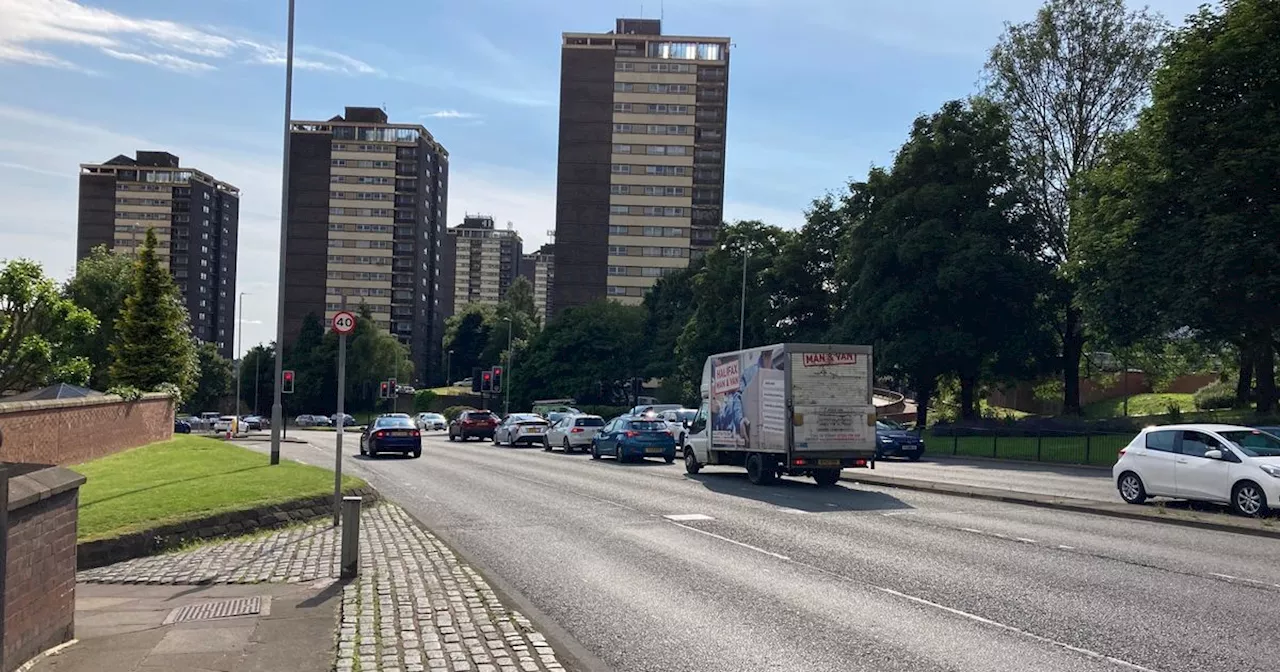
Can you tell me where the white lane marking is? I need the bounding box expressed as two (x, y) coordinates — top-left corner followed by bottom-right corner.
(1211, 572), (1280, 589)
(960, 527), (984, 534)
(663, 514), (715, 522)
(779, 508), (811, 515)
(880, 511), (914, 516)
(666, 521), (1161, 672)
(1015, 537), (1038, 544)
(1057, 545), (1076, 550)
(666, 522), (792, 561)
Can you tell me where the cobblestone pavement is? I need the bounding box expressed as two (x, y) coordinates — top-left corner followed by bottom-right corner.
(78, 504), (568, 672)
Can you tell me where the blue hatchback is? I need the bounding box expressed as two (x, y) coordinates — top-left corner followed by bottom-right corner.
(360, 415), (422, 458)
(875, 420), (924, 460)
(592, 417), (677, 463)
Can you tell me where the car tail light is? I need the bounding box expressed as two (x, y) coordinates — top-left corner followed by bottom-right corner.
(625, 430), (638, 438)
(794, 458), (807, 466)
(571, 427), (584, 433)
(412, 430), (420, 437)
(854, 459), (866, 467)
(375, 431), (385, 439)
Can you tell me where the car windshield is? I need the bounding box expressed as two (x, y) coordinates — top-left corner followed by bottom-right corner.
(628, 420), (667, 431)
(374, 417), (415, 429)
(464, 412), (492, 421)
(511, 414), (544, 423)
(1220, 430), (1280, 457)
(576, 417), (605, 427)
(877, 420), (904, 430)
(425, 414), (444, 420)
(676, 410), (697, 421)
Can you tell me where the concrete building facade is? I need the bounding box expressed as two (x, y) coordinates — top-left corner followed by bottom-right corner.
(281, 107), (449, 384)
(446, 215), (523, 314)
(554, 18), (730, 311)
(77, 151), (240, 358)
(520, 244), (555, 320)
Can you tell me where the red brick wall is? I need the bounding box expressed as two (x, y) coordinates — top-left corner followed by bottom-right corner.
(0, 394), (173, 466)
(4, 489), (78, 670)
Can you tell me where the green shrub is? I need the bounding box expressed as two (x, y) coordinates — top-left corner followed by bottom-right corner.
(1165, 401), (1184, 423)
(442, 405), (477, 421)
(1193, 380), (1237, 411)
(106, 385), (144, 402)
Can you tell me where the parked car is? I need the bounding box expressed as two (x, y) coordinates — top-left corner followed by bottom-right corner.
(331, 413), (357, 427)
(1113, 423), (1280, 516)
(212, 415), (236, 433)
(240, 415), (266, 431)
(659, 408), (698, 447)
(416, 412), (447, 431)
(544, 414), (605, 453)
(295, 414), (324, 427)
(591, 416), (677, 463)
(449, 410), (499, 442)
(494, 413), (552, 447)
(174, 418), (191, 434)
(629, 403), (684, 417)
(359, 415), (422, 458)
(875, 419), (924, 461)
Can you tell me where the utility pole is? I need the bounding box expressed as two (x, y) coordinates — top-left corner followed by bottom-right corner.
(504, 317), (513, 416)
(738, 245), (748, 350)
(269, 0), (296, 466)
(236, 291), (248, 421)
(331, 311), (356, 526)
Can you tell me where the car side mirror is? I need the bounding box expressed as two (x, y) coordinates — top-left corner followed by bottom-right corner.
(1204, 449), (1224, 460)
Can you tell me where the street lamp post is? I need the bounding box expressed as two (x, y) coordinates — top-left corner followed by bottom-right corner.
(269, 0), (297, 466)
(236, 291), (249, 421)
(446, 350), (453, 386)
(739, 245), (748, 350)
(503, 318), (513, 416)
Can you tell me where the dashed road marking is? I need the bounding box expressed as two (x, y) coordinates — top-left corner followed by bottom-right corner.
(663, 513), (715, 522)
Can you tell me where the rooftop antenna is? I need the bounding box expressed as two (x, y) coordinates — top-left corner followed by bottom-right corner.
(660, 0), (664, 21)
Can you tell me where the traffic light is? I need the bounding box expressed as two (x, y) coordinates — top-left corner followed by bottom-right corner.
(471, 368), (482, 393)
(379, 381), (389, 399)
(481, 370), (493, 392)
(282, 370), (295, 394)
(491, 367), (503, 393)
(388, 378), (398, 397)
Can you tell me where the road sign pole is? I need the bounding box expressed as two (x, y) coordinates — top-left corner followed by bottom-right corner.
(334, 331), (346, 527)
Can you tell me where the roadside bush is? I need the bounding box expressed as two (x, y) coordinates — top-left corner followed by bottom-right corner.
(442, 405), (476, 421)
(106, 385), (144, 402)
(1193, 380), (1236, 411)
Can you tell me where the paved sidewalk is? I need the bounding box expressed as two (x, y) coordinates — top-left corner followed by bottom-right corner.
(856, 455), (1115, 502)
(54, 504), (569, 672)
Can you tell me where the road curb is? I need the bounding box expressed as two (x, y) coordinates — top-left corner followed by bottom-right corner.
(842, 472), (1280, 540)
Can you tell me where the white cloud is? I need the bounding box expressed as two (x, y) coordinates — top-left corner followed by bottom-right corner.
(101, 48), (216, 73)
(423, 110), (479, 119)
(0, 0), (377, 75)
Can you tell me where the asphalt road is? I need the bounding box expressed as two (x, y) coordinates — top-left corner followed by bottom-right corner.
(262, 431), (1280, 672)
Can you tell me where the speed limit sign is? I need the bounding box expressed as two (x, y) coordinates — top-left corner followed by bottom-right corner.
(332, 311), (356, 335)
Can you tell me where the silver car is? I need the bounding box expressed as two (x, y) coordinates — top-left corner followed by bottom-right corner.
(543, 414), (605, 453)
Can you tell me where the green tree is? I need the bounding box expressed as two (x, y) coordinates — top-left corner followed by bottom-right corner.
(413, 388), (438, 412)
(64, 245), (134, 390)
(0, 259), (96, 394)
(187, 341), (232, 413)
(503, 276), (540, 327)
(985, 0), (1168, 414)
(443, 304), (495, 379)
(1073, 0), (1280, 412)
(641, 263), (699, 402)
(832, 99), (1053, 423)
(338, 304), (414, 414)
(284, 313), (329, 413)
(511, 301), (647, 408)
(239, 344), (276, 416)
(109, 228), (198, 397)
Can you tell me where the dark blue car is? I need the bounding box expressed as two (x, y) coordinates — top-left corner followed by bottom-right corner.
(876, 420), (924, 460)
(359, 415), (422, 458)
(591, 416), (677, 463)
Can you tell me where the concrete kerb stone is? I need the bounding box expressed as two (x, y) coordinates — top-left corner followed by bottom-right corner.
(842, 472), (1280, 540)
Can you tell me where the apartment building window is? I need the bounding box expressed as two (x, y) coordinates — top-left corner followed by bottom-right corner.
(613, 123), (634, 133)
(651, 62), (691, 73)
(648, 104), (690, 114)
(611, 164), (631, 174)
(614, 82), (634, 92)
(644, 186), (686, 196)
(642, 267), (668, 277)
(642, 226), (664, 236)
(610, 205), (631, 215)
(606, 286), (628, 296)
(663, 247), (688, 257)
(610, 185), (628, 195)
(645, 165), (688, 176)
(615, 61), (636, 71)
(613, 103), (633, 113)
(607, 266), (627, 276)
(609, 225), (629, 235)
(608, 245), (628, 256)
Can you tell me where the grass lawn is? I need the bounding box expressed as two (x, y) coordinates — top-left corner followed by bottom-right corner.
(73, 435), (364, 542)
(922, 430), (1132, 467)
(1083, 393), (1194, 419)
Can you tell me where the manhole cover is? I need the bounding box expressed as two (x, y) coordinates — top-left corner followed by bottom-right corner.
(163, 596), (269, 624)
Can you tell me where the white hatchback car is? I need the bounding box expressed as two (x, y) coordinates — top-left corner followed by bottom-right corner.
(1113, 424), (1280, 516)
(543, 414), (605, 453)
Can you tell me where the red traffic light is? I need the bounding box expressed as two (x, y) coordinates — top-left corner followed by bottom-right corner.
(283, 371), (294, 382)
(493, 367), (502, 375)
(482, 372), (492, 380)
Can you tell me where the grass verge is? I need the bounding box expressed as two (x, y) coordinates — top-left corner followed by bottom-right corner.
(1083, 393), (1194, 419)
(73, 435), (365, 542)
(922, 430), (1130, 468)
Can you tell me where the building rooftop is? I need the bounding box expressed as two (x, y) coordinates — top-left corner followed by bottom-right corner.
(80, 151), (240, 195)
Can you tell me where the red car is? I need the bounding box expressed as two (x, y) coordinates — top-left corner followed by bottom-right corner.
(448, 410), (500, 442)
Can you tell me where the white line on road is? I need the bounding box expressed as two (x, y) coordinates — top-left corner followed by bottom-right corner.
(1210, 572), (1280, 589)
(665, 522), (792, 561)
(1015, 537), (1038, 544)
(663, 514), (715, 522)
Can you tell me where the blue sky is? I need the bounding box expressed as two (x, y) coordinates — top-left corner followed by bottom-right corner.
(0, 0), (1205, 354)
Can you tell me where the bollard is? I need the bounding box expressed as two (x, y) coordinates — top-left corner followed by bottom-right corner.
(340, 496), (362, 579)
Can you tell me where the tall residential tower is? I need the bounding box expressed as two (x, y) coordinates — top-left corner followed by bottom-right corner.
(282, 107), (449, 384)
(77, 151), (240, 359)
(554, 18), (730, 311)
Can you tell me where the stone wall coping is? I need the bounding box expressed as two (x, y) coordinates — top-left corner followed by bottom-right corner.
(7, 465), (87, 512)
(0, 391), (171, 415)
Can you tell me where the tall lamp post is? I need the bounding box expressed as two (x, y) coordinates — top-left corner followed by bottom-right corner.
(738, 244), (749, 350)
(235, 291), (249, 419)
(503, 317), (513, 416)
(269, 0), (297, 466)
(446, 349), (454, 386)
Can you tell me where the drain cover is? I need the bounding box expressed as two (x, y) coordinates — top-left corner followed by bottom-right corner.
(164, 596), (269, 624)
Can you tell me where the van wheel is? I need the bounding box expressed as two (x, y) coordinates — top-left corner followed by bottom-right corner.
(813, 469), (841, 487)
(746, 454), (775, 485)
(684, 448), (701, 474)
(1232, 481), (1268, 517)
(1118, 472), (1147, 504)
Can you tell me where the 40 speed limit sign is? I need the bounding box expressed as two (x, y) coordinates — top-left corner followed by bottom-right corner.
(332, 311), (356, 335)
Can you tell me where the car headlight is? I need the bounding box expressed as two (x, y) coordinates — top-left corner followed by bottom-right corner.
(1260, 464), (1280, 479)
(879, 436), (893, 443)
